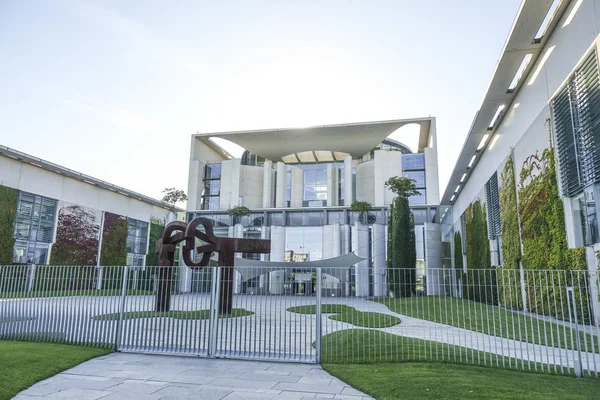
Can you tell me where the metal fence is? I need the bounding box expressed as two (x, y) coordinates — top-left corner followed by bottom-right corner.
(1, 265), (599, 377)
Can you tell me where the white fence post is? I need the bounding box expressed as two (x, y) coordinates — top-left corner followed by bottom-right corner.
(315, 267), (322, 364)
(26, 264), (36, 292)
(114, 266), (129, 351)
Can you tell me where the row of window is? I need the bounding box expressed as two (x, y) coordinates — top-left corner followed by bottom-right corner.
(201, 153), (428, 210)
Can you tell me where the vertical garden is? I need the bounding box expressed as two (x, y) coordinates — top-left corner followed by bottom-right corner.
(0, 185), (19, 264)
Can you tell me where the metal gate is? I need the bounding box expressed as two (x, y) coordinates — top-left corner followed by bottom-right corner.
(117, 266), (321, 363)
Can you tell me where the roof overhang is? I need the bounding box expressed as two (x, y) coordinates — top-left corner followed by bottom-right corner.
(194, 117), (434, 161)
(441, 0), (572, 205)
(0, 145), (182, 212)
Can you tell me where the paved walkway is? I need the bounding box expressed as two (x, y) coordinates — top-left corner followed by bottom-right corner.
(14, 353), (373, 400)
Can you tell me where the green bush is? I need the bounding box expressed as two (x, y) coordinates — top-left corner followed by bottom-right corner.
(0, 185), (18, 264)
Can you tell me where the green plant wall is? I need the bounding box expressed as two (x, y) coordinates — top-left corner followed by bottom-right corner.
(145, 217), (165, 267)
(387, 196), (416, 297)
(499, 155), (521, 269)
(0, 185), (18, 264)
(515, 147), (589, 321)
(100, 212), (128, 266)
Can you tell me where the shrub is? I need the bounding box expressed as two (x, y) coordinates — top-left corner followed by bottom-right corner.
(0, 185), (18, 264)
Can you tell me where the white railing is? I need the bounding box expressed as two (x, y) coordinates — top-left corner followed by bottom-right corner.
(1, 265), (599, 376)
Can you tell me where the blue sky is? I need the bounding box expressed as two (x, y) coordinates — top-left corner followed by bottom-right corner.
(0, 0), (522, 200)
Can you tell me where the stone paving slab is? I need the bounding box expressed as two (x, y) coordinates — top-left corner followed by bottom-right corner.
(14, 353), (374, 400)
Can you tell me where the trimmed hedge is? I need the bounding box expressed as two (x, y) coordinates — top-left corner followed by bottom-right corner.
(0, 185), (19, 264)
(387, 196), (416, 297)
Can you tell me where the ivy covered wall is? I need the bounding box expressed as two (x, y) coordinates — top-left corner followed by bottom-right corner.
(100, 212), (128, 266)
(49, 205), (100, 266)
(516, 147), (588, 319)
(499, 155), (521, 269)
(145, 217), (165, 266)
(0, 185), (18, 264)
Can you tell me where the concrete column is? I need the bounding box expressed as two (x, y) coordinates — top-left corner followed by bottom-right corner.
(564, 197), (585, 247)
(220, 159), (242, 209)
(327, 164), (339, 206)
(276, 162), (286, 208)
(187, 160), (203, 211)
(332, 222), (341, 257)
(424, 222), (443, 296)
(262, 160), (273, 208)
(352, 222), (370, 297)
(344, 156), (353, 206)
(424, 147), (440, 205)
(490, 239), (500, 266)
(290, 167), (303, 207)
(372, 223), (386, 297)
(269, 225), (286, 294)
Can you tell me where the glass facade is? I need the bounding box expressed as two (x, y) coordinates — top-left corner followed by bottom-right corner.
(126, 218), (149, 266)
(285, 227), (323, 262)
(12, 191), (57, 264)
(402, 154), (427, 205)
(202, 163), (221, 210)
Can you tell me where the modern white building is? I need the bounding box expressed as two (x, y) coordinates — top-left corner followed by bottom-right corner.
(185, 118), (443, 296)
(0, 145), (179, 266)
(441, 0), (600, 291)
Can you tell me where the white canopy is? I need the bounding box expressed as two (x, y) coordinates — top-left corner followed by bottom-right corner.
(233, 252), (365, 282)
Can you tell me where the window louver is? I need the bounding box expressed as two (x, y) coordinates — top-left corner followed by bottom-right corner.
(552, 50), (600, 196)
(485, 172), (501, 239)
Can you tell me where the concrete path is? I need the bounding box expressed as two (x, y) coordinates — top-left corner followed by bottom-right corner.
(14, 353), (374, 400)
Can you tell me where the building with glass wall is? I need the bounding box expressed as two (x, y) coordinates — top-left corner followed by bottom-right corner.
(0, 145), (179, 266)
(440, 0), (600, 318)
(185, 118), (442, 296)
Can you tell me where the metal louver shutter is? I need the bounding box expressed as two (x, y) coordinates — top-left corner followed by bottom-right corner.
(485, 172), (501, 239)
(553, 83), (581, 196)
(574, 49), (600, 187)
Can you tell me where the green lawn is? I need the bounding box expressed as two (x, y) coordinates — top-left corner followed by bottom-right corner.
(324, 362), (600, 400)
(0, 340), (111, 400)
(321, 329), (575, 374)
(375, 296), (599, 353)
(0, 289), (154, 299)
(287, 304), (401, 328)
(92, 308), (254, 321)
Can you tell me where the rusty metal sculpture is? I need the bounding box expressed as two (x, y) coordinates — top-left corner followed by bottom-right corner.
(154, 218), (270, 314)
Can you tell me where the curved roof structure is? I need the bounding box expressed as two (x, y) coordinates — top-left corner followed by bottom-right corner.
(194, 117), (434, 162)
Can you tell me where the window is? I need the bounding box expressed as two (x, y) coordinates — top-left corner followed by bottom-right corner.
(485, 172), (501, 239)
(202, 163), (221, 210)
(12, 191), (57, 264)
(553, 50), (600, 197)
(402, 154), (425, 171)
(126, 218), (149, 257)
(408, 190), (426, 205)
(402, 171), (426, 188)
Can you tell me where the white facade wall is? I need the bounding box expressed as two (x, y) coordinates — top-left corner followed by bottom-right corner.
(290, 167), (303, 207)
(276, 162), (286, 208)
(262, 160), (273, 208)
(239, 165), (263, 209)
(355, 161), (375, 204)
(452, 0), (600, 233)
(219, 159), (241, 210)
(374, 150), (403, 206)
